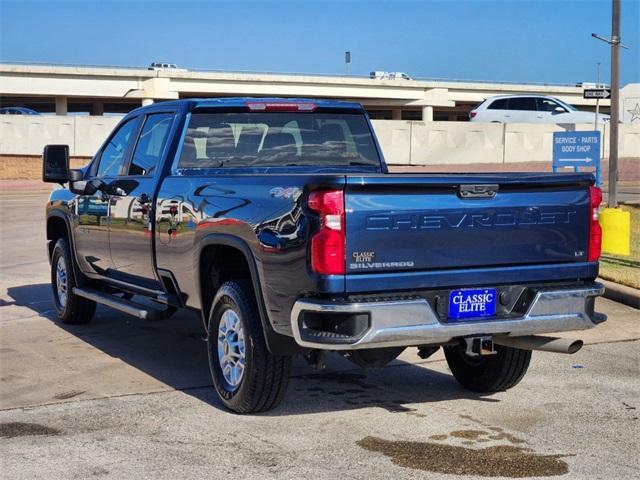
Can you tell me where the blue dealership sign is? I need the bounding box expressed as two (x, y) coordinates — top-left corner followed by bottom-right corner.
(552, 131), (601, 185)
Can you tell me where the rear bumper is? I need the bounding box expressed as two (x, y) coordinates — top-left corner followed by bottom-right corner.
(290, 283), (606, 350)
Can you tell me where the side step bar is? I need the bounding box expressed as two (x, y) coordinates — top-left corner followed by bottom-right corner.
(73, 287), (163, 321)
(96, 276), (180, 306)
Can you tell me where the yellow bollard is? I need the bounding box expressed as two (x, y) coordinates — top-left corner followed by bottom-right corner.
(599, 208), (631, 256)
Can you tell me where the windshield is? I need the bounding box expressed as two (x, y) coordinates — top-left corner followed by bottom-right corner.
(177, 111), (380, 169)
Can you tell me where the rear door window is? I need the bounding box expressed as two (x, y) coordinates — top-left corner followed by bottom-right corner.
(177, 112), (380, 168)
(508, 97), (538, 111)
(128, 113), (174, 176)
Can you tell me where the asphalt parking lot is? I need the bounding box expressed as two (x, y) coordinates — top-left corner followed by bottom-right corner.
(1, 190), (639, 479)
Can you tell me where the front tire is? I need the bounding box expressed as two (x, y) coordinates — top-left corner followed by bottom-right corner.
(50, 238), (96, 324)
(207, 281), (291, 413)
(444, 343), (531, 392)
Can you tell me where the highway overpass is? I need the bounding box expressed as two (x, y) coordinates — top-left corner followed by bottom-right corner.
(0, 63), (614, 121)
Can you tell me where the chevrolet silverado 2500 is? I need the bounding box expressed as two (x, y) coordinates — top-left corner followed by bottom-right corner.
(43, 98), (606, 413)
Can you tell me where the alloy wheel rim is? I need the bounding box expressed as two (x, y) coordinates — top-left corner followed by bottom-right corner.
(55, 256), (68, 308)
(217, 309), (246, 390)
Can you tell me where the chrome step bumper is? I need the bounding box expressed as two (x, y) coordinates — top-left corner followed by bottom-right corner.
(290, 284), (606, 350)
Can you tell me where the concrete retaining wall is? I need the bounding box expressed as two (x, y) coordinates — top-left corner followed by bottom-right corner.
(0, 115), (638, 170)
(0, 115), (121, 157)
(410, 122), (504, 165)
(371, 120), (640, 165)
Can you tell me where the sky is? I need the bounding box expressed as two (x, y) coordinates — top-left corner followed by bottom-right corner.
(1, 0), (638, 86)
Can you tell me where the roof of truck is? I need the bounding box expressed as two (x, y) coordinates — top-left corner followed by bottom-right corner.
(129, 97), (364, 115)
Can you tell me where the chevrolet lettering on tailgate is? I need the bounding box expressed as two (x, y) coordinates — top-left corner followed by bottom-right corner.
(365, 208), (577, 230)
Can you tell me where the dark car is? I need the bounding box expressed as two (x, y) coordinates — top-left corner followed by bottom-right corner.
(0, 106), (39, 115)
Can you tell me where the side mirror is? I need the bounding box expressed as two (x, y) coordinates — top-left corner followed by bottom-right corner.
(554, 106), (566, 114)
(69, 169), (83, 181)
(105, 179), (138, 196)
(42, 145), (70, 183)
(71, 178), (106, 196)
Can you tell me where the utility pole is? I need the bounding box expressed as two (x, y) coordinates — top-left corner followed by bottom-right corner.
(609, 0), (620, 208)
(594, 62), (601, 132)
(592, 0), (625, 208)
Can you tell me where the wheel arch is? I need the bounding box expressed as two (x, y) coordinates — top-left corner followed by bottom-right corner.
(46, 210), (89, 287)
(197, 234), (301, 356)
(46, 212), (70, 261)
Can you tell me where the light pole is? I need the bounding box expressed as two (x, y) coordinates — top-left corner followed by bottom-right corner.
(610, 0), (620, 208)
(591, 0), (632, 258)
(591, 0), (625, 208)
(594, 62), (601, 132)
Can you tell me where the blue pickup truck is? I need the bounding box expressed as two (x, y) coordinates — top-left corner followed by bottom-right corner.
(43, 98), (606, 413)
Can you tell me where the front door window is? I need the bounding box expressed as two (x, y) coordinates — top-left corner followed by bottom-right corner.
(96, 118), (138, 177)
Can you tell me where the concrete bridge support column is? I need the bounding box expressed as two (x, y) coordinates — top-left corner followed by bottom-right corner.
(422, 105), (433, 121)
(391, 109), (402, 120)
(92, 102), (104, 116)
(55, 96), (68, 116)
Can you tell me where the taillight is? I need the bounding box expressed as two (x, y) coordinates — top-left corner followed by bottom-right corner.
(246, 101), (317, 112)
(308, 189), (345, 275)
(588, 186), (602, 262)
(469, 111), (477, 119)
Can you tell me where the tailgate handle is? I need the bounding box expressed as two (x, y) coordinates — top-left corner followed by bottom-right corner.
(458, 184), (499, 199)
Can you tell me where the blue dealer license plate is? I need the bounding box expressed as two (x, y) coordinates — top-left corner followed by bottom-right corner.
(448, 288), (497, 321)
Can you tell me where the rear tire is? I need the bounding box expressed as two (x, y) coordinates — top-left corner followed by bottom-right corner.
(207, 280), (291, 413)
(444, 343), (531, 392)
(50, 238), (96, 324)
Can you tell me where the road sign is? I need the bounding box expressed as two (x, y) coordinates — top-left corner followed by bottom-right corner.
(552, 131), (601, 185)
(583, 88), (611, 99)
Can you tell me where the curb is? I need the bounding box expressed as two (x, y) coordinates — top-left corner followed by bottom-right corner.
(599, 278), (640, 310)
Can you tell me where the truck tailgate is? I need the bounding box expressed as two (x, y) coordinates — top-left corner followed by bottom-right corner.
(345, 174), (592, 273)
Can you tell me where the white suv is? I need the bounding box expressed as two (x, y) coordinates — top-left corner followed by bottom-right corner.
(469, 95), (610, 124)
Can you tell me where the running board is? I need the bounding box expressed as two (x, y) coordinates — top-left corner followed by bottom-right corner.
(73, 287), (163, 321)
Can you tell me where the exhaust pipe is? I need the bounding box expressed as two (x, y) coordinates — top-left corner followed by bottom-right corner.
(494, 335), (583, 354)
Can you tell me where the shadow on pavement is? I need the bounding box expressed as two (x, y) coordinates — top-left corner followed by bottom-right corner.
(2, 283), (52, 309)
(6, 283), (497, 415)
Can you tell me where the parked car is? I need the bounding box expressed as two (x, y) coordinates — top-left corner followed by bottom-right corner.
(576, 82), (610, 89)
(370, 71), (412, 80)
(148, 62), (186, 71)
(0, 106), (39, 115)
(43, 97), (606, 413)
(469, 95), (610, 123)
